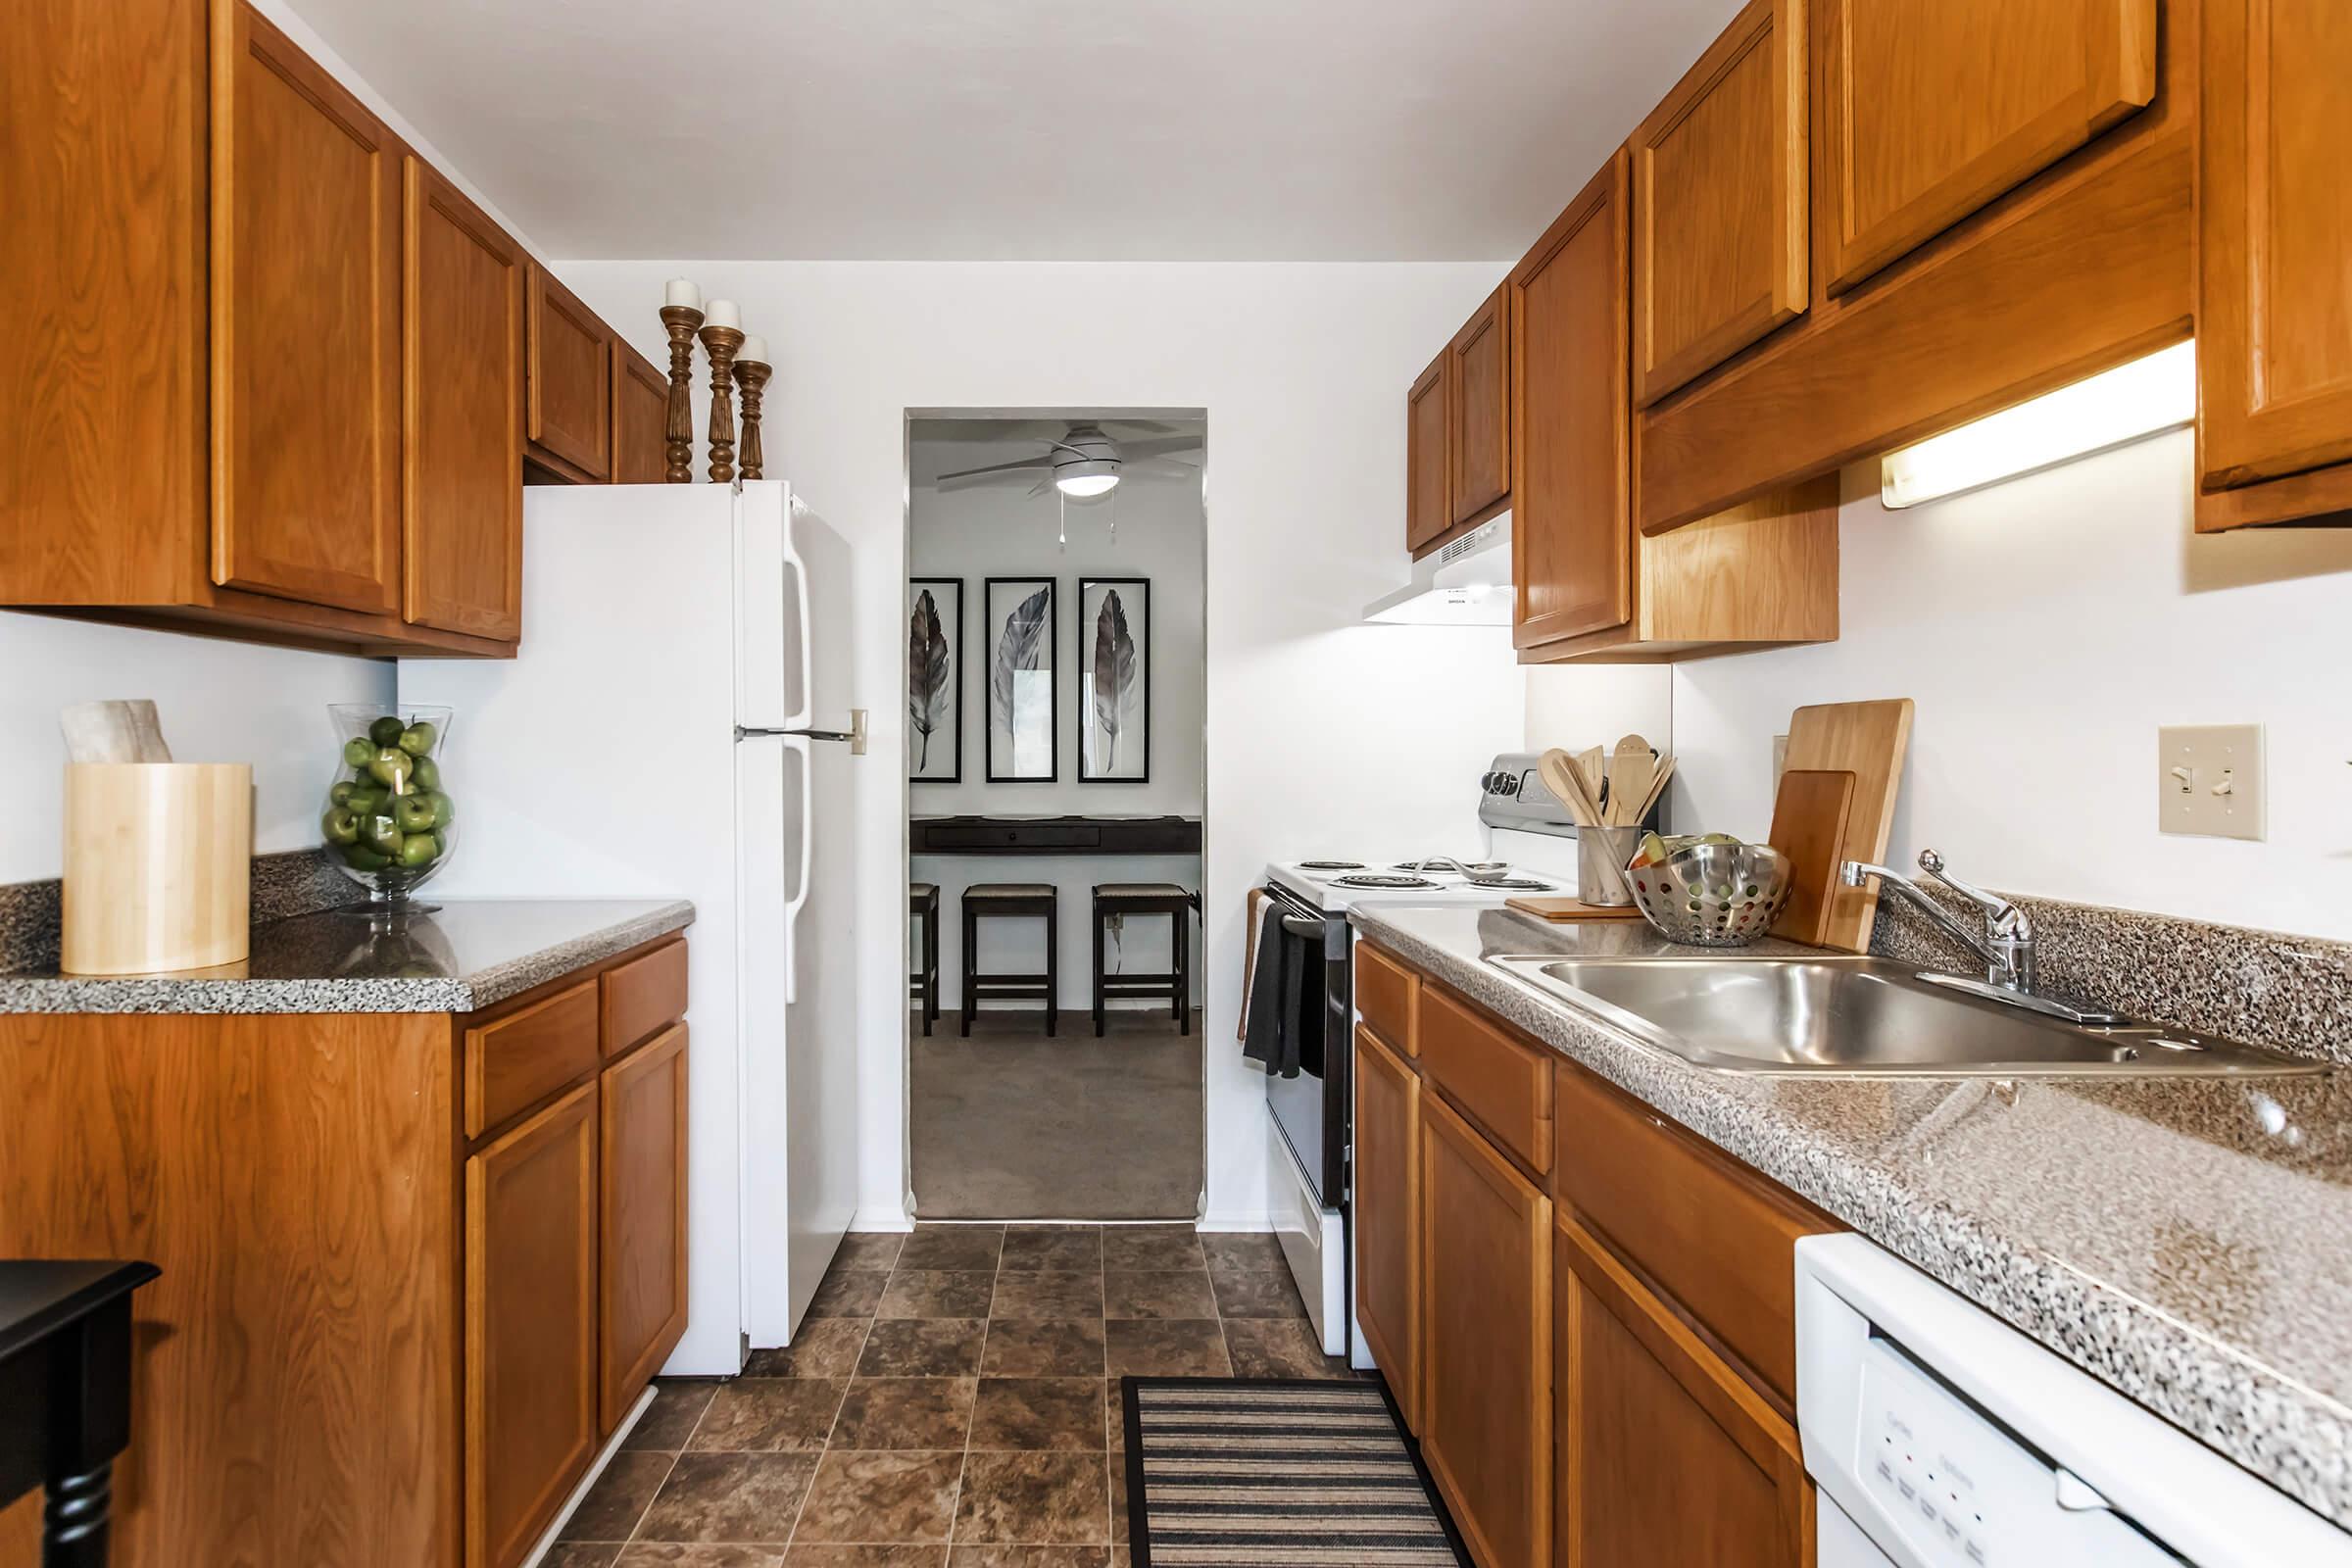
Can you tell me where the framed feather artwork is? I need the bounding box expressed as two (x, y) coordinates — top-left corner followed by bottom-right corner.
(906, 578), (962, 783)
(1078, 577), (1150, 782)
(984, 577), (1058, 781)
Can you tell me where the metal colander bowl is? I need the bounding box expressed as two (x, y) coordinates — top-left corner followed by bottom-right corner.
(1626, 840), (1794, 947)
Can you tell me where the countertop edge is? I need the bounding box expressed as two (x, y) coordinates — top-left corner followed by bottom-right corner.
(1348, 905), (2352, 1530)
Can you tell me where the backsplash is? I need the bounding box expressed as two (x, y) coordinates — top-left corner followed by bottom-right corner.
(1870, 886), (2352, 1068)
(0, 849), (353, 974)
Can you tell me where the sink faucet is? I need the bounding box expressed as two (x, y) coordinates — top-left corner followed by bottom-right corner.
(1842, 849), (2036, 991)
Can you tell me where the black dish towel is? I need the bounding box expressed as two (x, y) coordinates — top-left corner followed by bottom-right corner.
(1243, 901), (1321, 1079)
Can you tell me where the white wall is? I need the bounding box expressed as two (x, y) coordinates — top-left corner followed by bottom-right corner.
(560, 260), (1527, 1228)
(1661, 430), (2352, 942)
(909, 427), (1206, 1007)
(0, 0), (550, 894)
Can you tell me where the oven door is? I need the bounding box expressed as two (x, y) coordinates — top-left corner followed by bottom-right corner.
(1260, 887), (1349, 1210)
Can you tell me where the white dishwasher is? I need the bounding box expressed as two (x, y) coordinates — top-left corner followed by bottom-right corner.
(1794, 1234), (2352, 1568)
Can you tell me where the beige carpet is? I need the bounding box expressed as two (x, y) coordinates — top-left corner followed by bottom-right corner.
(911, 1010), (1204, 1220)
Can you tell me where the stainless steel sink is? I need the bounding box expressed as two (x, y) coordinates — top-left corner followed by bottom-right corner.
(1486, 955), (2322, 1077)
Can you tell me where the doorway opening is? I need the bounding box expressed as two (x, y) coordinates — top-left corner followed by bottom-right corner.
(904, 411), (1208, 1220)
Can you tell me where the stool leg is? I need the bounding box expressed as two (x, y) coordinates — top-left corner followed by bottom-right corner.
(1045, 906), (1058, 1038)
(921, 909), (937, 1035)
(960, 902), (976, 1037)
(1175, 907), (1191, 1036)
(1092, 899), (1105, 1038)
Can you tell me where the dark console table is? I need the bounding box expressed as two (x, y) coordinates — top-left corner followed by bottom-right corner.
(911, 814), (1203, 856)
(0, 1259), (159, 1566)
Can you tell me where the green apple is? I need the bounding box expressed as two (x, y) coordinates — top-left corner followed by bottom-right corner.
(342, 737), (375, 770)
(393, 794), (438, 834)
(398, 721), (437, 758)
(396, 834), (440, 867)
(409, 755), (441, 791)
(426, 790), (455, 829)
(341, 844), (390, 871)
(368, 715), (407, 748)
(328, 780), (361, 808)
(361, 814), (404, 856)
(345, 786), (388, 816)
(368, 746), (413, 790)
(321, 807), (362, 846)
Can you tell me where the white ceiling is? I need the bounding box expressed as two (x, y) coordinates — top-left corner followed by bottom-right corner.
(289, 0), (1739, 262)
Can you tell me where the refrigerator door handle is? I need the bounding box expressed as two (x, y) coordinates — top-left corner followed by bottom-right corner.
(781, 734), (814, 1005)
(780, 507), (813, 731)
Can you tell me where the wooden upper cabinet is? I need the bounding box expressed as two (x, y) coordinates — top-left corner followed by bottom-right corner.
(1556, 1215), (1810, 1568)
(1512, 152), (1632, 651)
(1821, 0), (2155, 293)
(601, 1023), (689, 1432)
(1632, 0), (1809, 407)
(1422, 1091), (1552, 1568)
(467, 1081), (599, 1568)
(1406, 350), (1452, 553)
(1353, 1026), (1422, 1434)
(526, 264), (614, 481)
(2198, 0), (2352, 506)
(210, 0), (402, 614)
(404, 157), (523, 642)
(1449, 284), (1512, 525)
(613, 344), (672, 484)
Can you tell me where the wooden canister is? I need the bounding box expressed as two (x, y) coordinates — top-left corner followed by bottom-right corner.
(62, 762), (253, 975)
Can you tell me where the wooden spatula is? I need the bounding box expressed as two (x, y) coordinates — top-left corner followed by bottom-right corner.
(1606, 735), (1654, 825)
(1540, 749), (1602, 827)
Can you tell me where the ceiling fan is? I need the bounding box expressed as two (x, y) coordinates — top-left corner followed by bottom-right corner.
(935, 420), (1201, 499)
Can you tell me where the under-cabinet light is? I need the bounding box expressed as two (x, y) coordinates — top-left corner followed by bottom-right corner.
(1880, 340), (2196, 510)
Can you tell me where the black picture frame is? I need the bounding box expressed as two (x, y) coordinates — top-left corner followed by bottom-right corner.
(906, 577), (962, 784)
(1077, 576), (1151, 783)
(983, 576), (1058, 782)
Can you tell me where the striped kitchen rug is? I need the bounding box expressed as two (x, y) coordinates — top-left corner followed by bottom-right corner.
(1122, 1378), (1468, 1566)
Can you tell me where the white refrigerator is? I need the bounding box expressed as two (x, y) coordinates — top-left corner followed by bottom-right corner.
(400, 478), (863, 1375)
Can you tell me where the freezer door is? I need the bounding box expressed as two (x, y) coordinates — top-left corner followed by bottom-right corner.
(735, 480), (797, 731)
(740, 731), (861, 1348)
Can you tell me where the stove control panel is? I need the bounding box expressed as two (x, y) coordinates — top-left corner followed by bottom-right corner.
(1481, 750), (1667, 838)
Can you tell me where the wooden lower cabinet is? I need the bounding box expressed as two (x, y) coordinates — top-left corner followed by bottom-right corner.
(1352, 1024), (1421, 1431)
(601, 1022), (691, 1430)
(1420, 1091), (1552, 1568)
(468, 1082), (600, 1568)
(1555, 1214), (1810, 1568)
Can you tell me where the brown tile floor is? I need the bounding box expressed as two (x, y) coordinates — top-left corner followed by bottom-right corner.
(554, 1224), (1351, 1566)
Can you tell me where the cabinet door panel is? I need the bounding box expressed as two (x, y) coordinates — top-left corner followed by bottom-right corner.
(1632, 0), (1808, 406)
(1407, 351), (1451, 553)
(602, 1023), (689, 1432)
(210, 0), (401, 613)
(613, 344), (672, 484)
(1512, 152), (1632, 650)
(1353, 1025), (1421, 1432)
(528, 265), (614, 480)
(1450, 284), (1511, 524)
(1823, 0), (2156, 292)
(468, 1081), (598, 1568)
(2199, 0), (2352, 493)
(1556, 1215), (1808, 1568)
(1422, 1093), (1550, 1568)
(404, 156), (523, 641)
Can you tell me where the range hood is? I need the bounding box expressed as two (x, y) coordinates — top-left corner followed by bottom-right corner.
(1362, 513), (1512, 625)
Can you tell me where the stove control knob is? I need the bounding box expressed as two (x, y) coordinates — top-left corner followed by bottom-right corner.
(1480, 771), (1498, 793)
(1502, 776), (1520, 797)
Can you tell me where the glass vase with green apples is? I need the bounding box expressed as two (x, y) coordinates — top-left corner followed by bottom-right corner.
(320, 704), (458, 910)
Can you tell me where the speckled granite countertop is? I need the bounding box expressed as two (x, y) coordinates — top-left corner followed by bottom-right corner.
(0, 899), (693, 1014)
(1351, 903), (2352, 1528)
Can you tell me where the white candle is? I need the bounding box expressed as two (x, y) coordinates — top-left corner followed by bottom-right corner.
(663, 277), (702, 310)
(703, 298), (741, 331)
(738, 334), (768, 366)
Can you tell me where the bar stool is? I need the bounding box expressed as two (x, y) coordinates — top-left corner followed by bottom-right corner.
(1091, 883), (1196, 1037)
(960, 883), (1058, 1037)
(909, 883), (940, 1035)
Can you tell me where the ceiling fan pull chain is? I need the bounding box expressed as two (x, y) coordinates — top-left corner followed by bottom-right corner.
(1057, 489), (1067, 552)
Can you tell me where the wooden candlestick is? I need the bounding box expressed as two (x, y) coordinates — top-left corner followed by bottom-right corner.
(732, 359), (772, 481)
(698, 323), (744, 484)
(659, 305), (703, 483)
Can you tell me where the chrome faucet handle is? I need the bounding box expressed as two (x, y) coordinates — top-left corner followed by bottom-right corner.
(1915, 850), (2027, 935)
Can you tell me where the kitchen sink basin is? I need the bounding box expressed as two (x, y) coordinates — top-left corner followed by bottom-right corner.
(1486, 955), (2321, 1077)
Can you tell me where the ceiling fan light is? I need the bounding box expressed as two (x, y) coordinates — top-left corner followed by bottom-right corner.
(1054, 467), (1120, 498)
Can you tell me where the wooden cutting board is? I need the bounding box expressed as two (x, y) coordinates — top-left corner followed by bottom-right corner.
(1765, 768), (1856, 947)
(1505, 897), (1645, 923)
(1782, 700), (1913, 950)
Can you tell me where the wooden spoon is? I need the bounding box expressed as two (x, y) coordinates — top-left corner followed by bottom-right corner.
(1540, 749), (1602, 828)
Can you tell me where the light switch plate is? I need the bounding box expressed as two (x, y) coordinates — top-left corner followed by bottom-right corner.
(2158, 724), (2266, 840)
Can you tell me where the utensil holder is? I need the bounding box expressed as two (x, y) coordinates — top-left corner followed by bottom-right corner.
(62, 762), (252, 975)
(1576, 826), (1641, 906)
